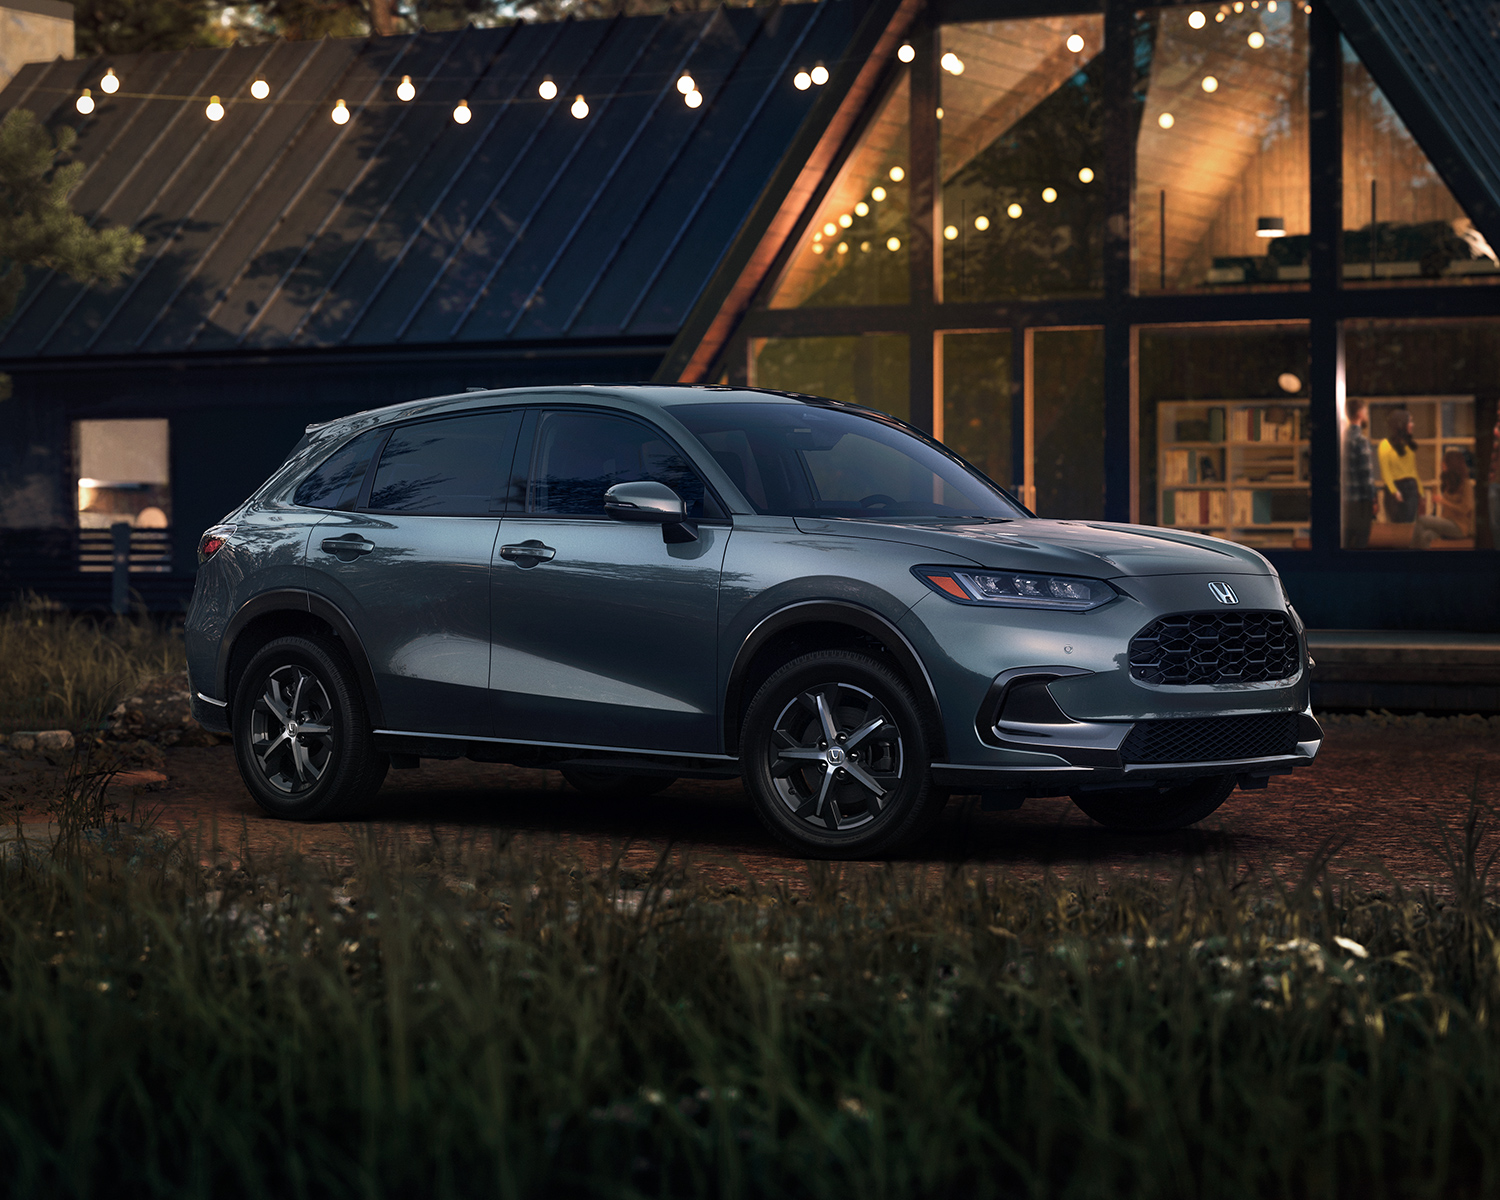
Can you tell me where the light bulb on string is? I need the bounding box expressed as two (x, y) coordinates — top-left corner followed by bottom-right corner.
(824, 222), (837, 236)
(943, 225), (958, 240)
(100, 68), (120, 94)
(251, 78), (270, 99)
(1042, 187), (1058, 203)
(676, 73), (695, 95)
(76, 89), (94, 114)
(1188, 9), (1206, 27)
(1202, 75), (1219, 92)
(571, 94), (589, 119)
(538, 77), (557, 100)
(793, 70), (811, 90)
(871, 186), (886, 202)
(974, 214), (990, 231)
(1066, 33), (1084, 52)
(810, 63), (829, 85)
(684, 89), (702, 108)
(1247, 30), (1265, 48)
(897, 43), (915, 63)
(206, 95), (225, 121)
(888, 165), (904, 182)
(397, 75), (415, 102)
(854, 201), (869, 216)
(838, 213), (852, 228)
(1158, 111), (1175, 128)
(940, 51), (964, 75)
(886, 236), (901, 252)
(1007, 203), (1022, 219)
(1078, 166), (1095, 183)
(331, 98), (349, 125)
(453, 99), (471, 124)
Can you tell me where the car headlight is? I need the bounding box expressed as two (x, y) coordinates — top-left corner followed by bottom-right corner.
(914, 566), (1117, 611)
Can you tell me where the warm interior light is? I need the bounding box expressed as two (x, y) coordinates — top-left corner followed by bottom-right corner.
(810, 64), (829, 86)
(935, 106), (943, 120)
(571, 95), (589, 119)
(397, 75), (415, 102)
(1247, 30), (1265, 48)
(1007, 203), (1023, 219)
(101, 68), (120, 94)
(1158, 112), (1175, 129)
(1256, 216), (1287, 237)
(943, 225), (958, 240)
(1278, 372), (1302, 393)
(1202, 75), (1219, 92)
(1042, 187), (1058, 203)
(539, 78), (557, 100)
(331, 99), (349, 125)
(854, 201), (869, 216)
(793, 70), (811, 91)
(886, 236), (901, 251)
(76, 89), (94, 115)
(940, 52), (964, 75)
(871, 186), (886, 202)
(1066, 33), (1084, 52)
(1078, 166), (1095, 183)
(685, 89), (702, 108)
(452, 99), (471, 124)
(206, 95), (225, 121)
(888, 165), (904, 182)
(897, 43), (915, 63)
(1188, 9), (1206, 27)
(974, 215), (990, 231)
(250, 77), (270, 100)
(677, 73), (695, 95)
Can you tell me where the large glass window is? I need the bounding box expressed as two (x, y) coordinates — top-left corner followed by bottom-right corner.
(939, 17), (1106, 301)
(1137, 324), (1311, 549)
(942, 331), (1012, 490)
(74, 419), (171, 529)
(1032, 328), (1105, 518)
(770, 78), (910, 309)
(1134, 4), (1309, 293)
(750, 335), (910, 422)
(1342, 40), (1500, 287)
(1341, 320), (1499, 550)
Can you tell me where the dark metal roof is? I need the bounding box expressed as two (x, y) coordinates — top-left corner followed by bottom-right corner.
(0, 3), (864, 361)
(1328, 0), (1500, 254)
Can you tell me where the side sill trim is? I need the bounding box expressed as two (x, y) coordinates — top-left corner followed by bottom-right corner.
(196, 692), (228, 708)
(373, 729), (738, 762)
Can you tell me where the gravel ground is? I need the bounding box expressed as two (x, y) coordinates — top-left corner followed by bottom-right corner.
(18, 713), (1479, 892)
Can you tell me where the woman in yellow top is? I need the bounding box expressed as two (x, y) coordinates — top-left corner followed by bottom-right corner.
(1378, 409), (1422, 523)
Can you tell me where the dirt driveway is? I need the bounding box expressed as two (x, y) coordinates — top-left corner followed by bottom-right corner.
(69, 715), (1490, 890)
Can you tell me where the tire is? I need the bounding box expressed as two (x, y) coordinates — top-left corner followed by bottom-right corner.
(560, 766), (676, 798)
(231, 635), (388, 820)
(1070, 775), (1237, 833)
(740, 649), (945, 859)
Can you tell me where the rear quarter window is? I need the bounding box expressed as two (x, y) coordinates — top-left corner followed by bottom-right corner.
(293, 429), (384, 510)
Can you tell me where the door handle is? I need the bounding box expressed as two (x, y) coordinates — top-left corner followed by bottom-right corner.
(499, 541), (556, 565)
(320, 534), (375, 558)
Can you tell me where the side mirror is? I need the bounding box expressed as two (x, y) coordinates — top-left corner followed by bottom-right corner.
(604, 481), (698, 543)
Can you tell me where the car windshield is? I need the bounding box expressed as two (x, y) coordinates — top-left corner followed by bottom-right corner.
(670, 401), (1026, 521)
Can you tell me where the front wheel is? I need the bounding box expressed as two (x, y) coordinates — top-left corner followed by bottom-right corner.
(740, 650), (944, 859)
(232, 635), (388, 820)
(1070, 775), (1237, 833)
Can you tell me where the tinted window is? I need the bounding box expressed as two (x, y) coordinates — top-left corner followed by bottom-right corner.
(367, 412), (520, 514)
(529, 410), (714, 518)
(293, 429), (384, 510)
(672, 402), (1025, 520)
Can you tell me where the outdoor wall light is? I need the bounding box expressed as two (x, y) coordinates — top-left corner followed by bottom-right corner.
(1066, 33), (1084, 52)
(331, 99), (349, 125)
(940, 52), (964, 75)
(889, 165), (904, 181)
(251, 77), (270, 99)
(1257, 216), (1287, 237)
(1202, 75), (1219, 92)
(974, 214), (990, 230)
(810, 63), (829, 86)
(571, 95), (589, 118)
(677, 73), (696, 95)
(76, 89), (94, 114)
(100, 68), (120, 94)
(793, 70), (811, 91)
(886, 236), (901, 251)
(206, 95), (225, 121)
(1042, 187), (1058, 203)
(871, 186), (887, 201)
(897, 43), (915, 63)
(539, 78), (558, 100)
(1158, 112), (1175, 128)
(453, 99), (471, 124)
(1007, 203), (1023, 218)
(943, 225), (958, 240)
(396, 75), (415, 102)
(1247, 30), (1266, 48)
(684, 89), (702, 108)
(1078, 166), (1094, 183)
(1188, 9), (1206, 27)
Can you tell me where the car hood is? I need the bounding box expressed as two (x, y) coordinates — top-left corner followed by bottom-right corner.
(791, 517), (1272, 578)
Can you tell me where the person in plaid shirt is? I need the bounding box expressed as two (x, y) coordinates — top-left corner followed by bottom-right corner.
(1344, 397), (1379, 549)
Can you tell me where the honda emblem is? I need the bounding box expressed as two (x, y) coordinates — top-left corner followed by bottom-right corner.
(1208, 581), (1239, 605)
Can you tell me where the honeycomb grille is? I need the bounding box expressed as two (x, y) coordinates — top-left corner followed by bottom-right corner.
(1129, 611), (1299, 686)
(1120, 712), (1299, 764)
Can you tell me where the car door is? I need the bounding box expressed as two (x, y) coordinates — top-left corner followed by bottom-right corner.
(489, 407), (730, 754)
(305, 409), (522, 737)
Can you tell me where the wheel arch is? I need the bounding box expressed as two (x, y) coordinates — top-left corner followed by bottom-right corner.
(723, 602), (946, 759)
(217, 590), (384, 728)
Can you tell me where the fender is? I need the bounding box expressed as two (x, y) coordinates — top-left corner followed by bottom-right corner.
(215, 589), (385, 728)
(722, 600), (947, 759)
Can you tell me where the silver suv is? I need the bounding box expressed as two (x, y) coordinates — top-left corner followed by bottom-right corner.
(185, 386), (1321, 858)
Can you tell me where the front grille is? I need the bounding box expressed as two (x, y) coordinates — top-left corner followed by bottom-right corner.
(1129, 611), (1299, 686)
(1120, 712), (1299, 763)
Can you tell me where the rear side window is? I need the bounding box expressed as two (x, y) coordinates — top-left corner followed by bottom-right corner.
(293, 429), (383, 510)
(528, 410), (715, 518)
(367, 411), (521, 514)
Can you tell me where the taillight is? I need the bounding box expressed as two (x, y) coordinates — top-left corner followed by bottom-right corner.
(197, 525), (235, 563)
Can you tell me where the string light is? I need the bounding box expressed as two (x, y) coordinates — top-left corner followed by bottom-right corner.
(871, 186), (886, 202)
(793, 70), (812, 90)
(1042, 187), (1058, 203)
(854, 201), (869, 216)
(1188, 9), (1206, 27)
(1247, 30), (1265, 47)
(974, 215), (990, 231)
(810, 63), (829, 86)
(1215, 11), (1226, 21)
(1078, 166), (1095, 183)
(250, 77), (269, 99)
(677, 73), (695, 94)
(1066, 33), (1084, 52)
(889, 165), (904, 181)
(331, 98), (348, 125)
(860, 241), (870, 252)
(453, 99), (471, 124)
(1007, 203), (1023, 219)
(538, 77), (557, 100)
(571, 94), (589, 119)
(100, 68), (120, 94)
(397, 75), (415, 102)
(824, 222), (837, 236)
(1202, 75), (1219, 92)
(886, 236), (901, 251)
(897, 43), (915, 63)
(943, 225), (958, 240)
(1158, 112), (1175, 128)
(812, 243), (825, 254)
(836, 241), (848, 254)
(685, 89), (702, 108)
(206, 95), (225, 121)
(936, 106), (943, 119)
(838, 213), (852, 227)
(76, 88), (94, 114)
(939, 51), (964, 75)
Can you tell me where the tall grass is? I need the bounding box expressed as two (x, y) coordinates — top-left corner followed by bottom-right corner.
(0, 813), (1497, 1199)
(0, 597), (184, 733)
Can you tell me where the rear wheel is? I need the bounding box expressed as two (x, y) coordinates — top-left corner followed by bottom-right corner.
(741, 650), (944, 859)
(1070, 775), (1236, 833)
(232, 635), (387, 820)
(559, 766), (676, 798)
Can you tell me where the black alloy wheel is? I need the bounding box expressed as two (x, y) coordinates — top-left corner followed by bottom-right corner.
(559, 765), (677, 798)
(741, 650), (945, 858)
(232, 635), (388, 820)
(1070, 774), (1237, 833)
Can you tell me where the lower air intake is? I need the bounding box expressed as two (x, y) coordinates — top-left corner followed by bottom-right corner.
(1120, 712), (1299, 764)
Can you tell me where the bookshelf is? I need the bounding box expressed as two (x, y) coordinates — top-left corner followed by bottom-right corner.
(1157, 400), (1311, 549)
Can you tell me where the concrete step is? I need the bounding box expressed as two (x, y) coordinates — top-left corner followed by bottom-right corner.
(1308, 630), (1500, 713)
